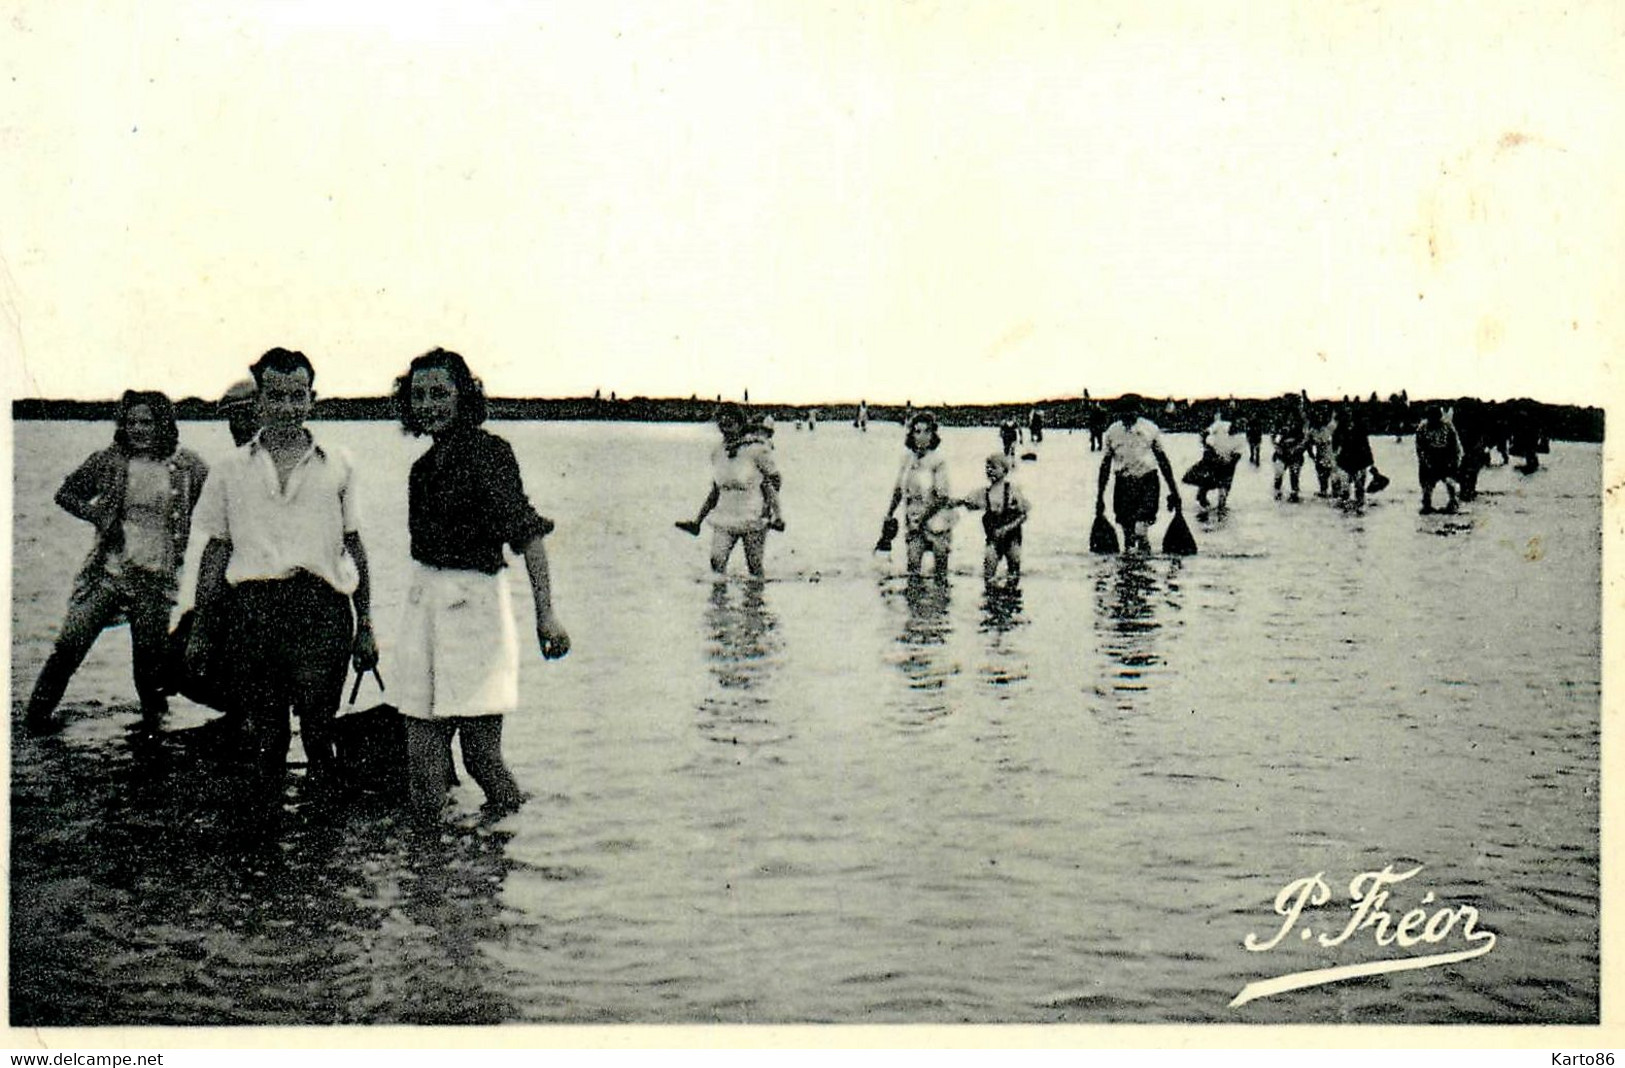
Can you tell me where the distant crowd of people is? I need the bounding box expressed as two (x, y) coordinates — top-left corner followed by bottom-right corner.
(670, 388), (1554, 584)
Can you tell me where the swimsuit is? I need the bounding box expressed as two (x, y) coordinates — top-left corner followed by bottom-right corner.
(894, 450), (954, 555)
(709, 441), (777, 535)
(982, 482), (1024, 552)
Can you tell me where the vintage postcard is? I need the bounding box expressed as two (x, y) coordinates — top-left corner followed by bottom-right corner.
(2, 0), (1618, 1053)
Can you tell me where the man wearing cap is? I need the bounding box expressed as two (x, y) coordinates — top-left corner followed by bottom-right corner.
(219, 379), (257, 447)
(187, 348), (377, 797)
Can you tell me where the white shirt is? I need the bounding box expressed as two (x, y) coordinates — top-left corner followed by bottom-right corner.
(1103, 418), (1165, 477)
(1205, 418), (1245, 461)
(190, 431), (361, 594)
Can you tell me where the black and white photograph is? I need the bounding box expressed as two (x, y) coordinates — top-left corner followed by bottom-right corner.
(3, 0), (1618, 1050)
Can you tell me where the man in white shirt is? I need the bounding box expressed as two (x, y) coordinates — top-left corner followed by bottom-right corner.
(188, 348), (378, 796)
(1095, 395), (1183, 552)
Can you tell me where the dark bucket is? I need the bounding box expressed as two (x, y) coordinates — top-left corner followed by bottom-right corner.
(1162, 513), (1198, 555)
(1089, 513), (1120, 554)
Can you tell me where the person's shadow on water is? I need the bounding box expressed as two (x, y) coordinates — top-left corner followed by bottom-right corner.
(877, 575), (956, 728)
(696, 578), (785, 750)
(976, 582), (1030, 692)
(1092, 555), (1183, 711)
(979, 582), (1026, 636)
(10, 716), (523, 1026)
(703, 579), (780, 690)
(393, 823), (520, 1025)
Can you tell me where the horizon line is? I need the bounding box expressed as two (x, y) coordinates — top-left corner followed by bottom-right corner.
(8, 390), (1596, 409)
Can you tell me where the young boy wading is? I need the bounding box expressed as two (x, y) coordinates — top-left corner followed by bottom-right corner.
(187, 348), (378, 796)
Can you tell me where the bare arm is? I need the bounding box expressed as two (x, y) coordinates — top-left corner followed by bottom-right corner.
(343, 531), (379, 671)
(756, 451), (783, 526)
(520, 534), (570, 659)
(193, 537), (232, 610)
(1095, 453), (1112, 512)
(1153, 442), (1182, 513)
(760, 477), (783, 528)
(693, 484), (720, 524)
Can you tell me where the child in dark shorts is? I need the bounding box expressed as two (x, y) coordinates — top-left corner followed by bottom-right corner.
(954, 453), (1030, 583)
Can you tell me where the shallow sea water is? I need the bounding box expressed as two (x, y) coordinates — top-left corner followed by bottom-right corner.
(8, 419), (1601, 1025)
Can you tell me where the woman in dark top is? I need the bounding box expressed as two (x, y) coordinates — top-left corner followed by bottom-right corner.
(1332, 402), (1376, 505)
(25, 391), (208, 734)
(392, 349), (571, 819)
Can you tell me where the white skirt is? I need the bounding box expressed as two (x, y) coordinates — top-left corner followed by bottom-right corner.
(393, 561), (520, 720)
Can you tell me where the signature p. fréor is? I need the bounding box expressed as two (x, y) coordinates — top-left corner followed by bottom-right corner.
(1230, 863), (1498, 1008)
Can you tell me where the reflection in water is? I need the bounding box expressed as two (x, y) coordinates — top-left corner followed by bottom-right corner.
(978, 584), (1030, 694)
(979, 584), (1026, 636)
(393, 825), (520, 1024)
(1094, 556), (1182, 710)
(696, 579), (784, 749)
(899, 574), (951, 649)
(881, 575), (957, 727)
(9, 722), (522, 1025)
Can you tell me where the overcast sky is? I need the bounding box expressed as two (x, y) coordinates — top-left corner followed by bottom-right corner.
(3, 1), (1621, 405)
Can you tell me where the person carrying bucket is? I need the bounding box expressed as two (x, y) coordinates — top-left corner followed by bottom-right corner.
(1095, 396), (1183, 554)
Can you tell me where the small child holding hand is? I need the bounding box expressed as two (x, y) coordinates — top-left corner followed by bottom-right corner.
(955, 453), (1030, 584)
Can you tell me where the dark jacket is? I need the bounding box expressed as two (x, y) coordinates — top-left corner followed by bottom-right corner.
(57, 445), (209, 590)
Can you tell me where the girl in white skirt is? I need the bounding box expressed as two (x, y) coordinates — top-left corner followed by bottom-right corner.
(393, 349), (571, 819)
